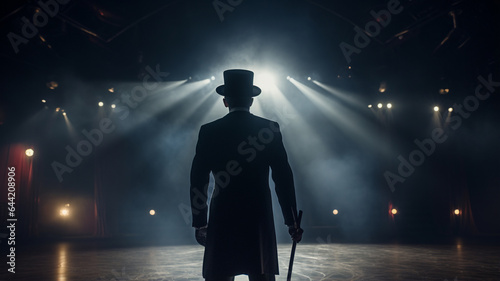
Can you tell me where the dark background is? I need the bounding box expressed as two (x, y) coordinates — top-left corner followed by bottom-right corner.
(1, 0), (499, 243)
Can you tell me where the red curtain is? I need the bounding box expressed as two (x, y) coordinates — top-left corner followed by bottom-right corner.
(93, 154), (110, 237)
(0, 144), (38, 237)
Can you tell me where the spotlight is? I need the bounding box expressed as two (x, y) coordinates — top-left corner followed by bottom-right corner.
(377, 103), (383, 108)
(211, 76), (215, 81)
(286, 76), (291, 80)
(255, 71), (276, 90)
(307, 77), (311, 81)
(108, 88), (114, 93)
(55, 107), (60, 112)
(454, 209), (460, 215)
(25, 148), (34, 157)
(433, 106), (439, 112)
(391, 208), (398, 215)
(439, 88), (450, 94)
(379, 82), (387, 93)
(150, 209), (156, 216)
(62, 112), (67, 116)
(448, 107), (453, 112)
(368, 104), (372, 108)
(41, 99), (46, 103)
(387, 103), (392, 109)
(111, 104), (116, 109)
(60, 208), (69, 217)
(47, 81), (58, 90)
(332, 209), (339, 215)
(98, 101), (104, 107)
(348, 66), (352, 69)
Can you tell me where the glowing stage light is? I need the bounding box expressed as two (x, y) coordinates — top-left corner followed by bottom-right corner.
(211, 76), (215, 81)
(368, 104), (372, 108)
(47, 81), (58, 90)
(55, 107), (60, 112)
(332, 209), (339, 215)
(391, 208), (398, 215)
(254, 71), (276, 90)
(454, 209), (460, 215)
(108, 88), (114, 93)
(387, 103), (392, 109)
(433, 106), (439, 112)
(448, 107), (453, 112)
(62, 112), (67, 116)
(150, 210), (156, 216)
(60, 208), (69, 217)
(377, 103), (383, 108)
(25, 148), (34, 157)
(98, 101), (104, 107)
(439, 88), (450, 94)
(42, 99), (46, 103)
(286, 76), (291, 80)
(307, 77), (311, 81)
(348, 66), (352, 69)
(111, 104), (116, 109)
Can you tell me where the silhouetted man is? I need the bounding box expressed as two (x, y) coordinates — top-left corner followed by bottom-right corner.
(190, 69), (302, 281)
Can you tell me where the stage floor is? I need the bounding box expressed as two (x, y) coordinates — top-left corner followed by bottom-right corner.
(6, 239), (500, 281)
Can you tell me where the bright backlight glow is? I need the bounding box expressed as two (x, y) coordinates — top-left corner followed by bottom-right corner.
(254, 71), (276, 90)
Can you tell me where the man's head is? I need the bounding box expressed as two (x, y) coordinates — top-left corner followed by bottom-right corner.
(223, 96), (254, 109)
(216, 69), (261, 110)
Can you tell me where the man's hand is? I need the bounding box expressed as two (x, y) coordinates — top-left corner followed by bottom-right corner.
(195, 226), (207, 246)
(288, 225), (304, 243)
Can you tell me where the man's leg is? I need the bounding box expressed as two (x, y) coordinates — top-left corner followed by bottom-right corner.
(248, 274), (276, 281)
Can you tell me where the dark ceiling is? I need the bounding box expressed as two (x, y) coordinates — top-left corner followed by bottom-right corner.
(1, 0), (499, 130)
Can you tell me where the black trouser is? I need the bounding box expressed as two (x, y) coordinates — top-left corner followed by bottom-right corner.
(205, 274), (276, 281)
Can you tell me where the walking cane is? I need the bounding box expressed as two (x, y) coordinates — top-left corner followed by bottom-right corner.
(286, 209), (303, 281)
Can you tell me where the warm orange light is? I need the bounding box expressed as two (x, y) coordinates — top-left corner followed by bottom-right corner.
(149, 210), (156, 216)
(454, 209), (460, 215)
(25, 148), (34, 157)
(47, 81), (58, 90)
(391, 208), (398, 215)
(60, 208), (69, 217)
(332, 209), (339, 215)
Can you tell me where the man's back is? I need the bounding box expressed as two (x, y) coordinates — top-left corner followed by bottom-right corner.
(189, 69), (300, 280)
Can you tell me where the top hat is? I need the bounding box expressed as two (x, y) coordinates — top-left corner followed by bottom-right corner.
(216, 69), (261, 97)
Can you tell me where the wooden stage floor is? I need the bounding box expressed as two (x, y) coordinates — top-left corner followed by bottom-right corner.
(5, 238), (500, 281)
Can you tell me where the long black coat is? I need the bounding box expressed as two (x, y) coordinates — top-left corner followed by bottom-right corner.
(190, 110), (297, 278)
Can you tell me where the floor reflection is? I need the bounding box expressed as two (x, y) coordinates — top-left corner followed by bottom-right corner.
(57, 243), (68, 281)
(12, 240), (500, 281)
